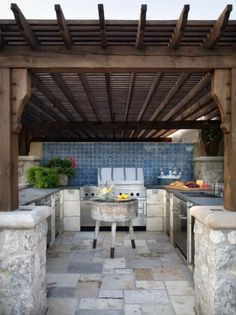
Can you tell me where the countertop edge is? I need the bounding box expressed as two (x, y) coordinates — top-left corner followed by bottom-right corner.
(0, 206), (51, 229)
(190, 205), (236, 229)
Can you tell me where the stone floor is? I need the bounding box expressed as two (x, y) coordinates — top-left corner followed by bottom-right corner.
(46, 231), (195, 315)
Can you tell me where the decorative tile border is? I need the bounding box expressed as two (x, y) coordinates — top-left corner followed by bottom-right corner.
(42, 142), (194, 186)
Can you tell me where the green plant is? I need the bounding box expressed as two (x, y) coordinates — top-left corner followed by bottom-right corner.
(27, 167), (59, 188)
(202, 127), (223, 145)
(46, 157), (76, 177)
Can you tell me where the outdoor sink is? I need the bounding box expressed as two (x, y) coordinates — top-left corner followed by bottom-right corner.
(182, 192), (218, 198)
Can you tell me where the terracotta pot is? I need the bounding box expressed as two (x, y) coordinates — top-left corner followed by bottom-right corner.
(58, 174), (68, 186)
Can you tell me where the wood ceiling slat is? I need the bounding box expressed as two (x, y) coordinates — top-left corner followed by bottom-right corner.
(78, 73), (101, 122)
(51, 73), (87, 121)
(32, 75), (74, 121)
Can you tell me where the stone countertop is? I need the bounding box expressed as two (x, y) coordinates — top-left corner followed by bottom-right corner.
(165, 188), (224, 206)
(19, 187), (61, 205)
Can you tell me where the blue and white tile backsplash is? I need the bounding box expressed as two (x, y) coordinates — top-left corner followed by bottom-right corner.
(42, 142), (194, 186)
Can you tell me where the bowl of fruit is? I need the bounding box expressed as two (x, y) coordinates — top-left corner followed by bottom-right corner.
(117, 193), (129, 201)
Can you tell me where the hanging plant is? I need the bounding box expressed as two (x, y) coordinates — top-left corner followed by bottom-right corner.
(202, 127), (223, 156)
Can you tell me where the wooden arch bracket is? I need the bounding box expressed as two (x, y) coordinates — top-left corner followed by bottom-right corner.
(11, 69), (31, 134)
(211, 69), (231, 134)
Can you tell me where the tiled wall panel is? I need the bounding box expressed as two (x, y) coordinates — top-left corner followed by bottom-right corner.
(42, 142), (194, 186)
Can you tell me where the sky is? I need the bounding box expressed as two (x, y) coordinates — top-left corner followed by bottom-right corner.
(0, 0), (235, 20)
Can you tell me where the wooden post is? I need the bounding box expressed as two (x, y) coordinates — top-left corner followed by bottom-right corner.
(0, 68), (31, 211)
(211, 69), (235, 211)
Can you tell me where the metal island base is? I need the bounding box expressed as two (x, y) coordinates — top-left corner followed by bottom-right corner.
(91, 198), (138, 258)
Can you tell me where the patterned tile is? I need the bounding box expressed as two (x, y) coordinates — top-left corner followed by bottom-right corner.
(43, 142), (194, 186)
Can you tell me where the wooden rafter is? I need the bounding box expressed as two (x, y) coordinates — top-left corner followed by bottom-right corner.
(169, 5), (190, 49)
(121, 73), (136, 138)
(98, 4), (107, 49)
(24, 120), (220, 130)
(152, 96), (214, 138)
(105, 73), (114, 121)
(31, 76), (74, 121)
(203, 4), (232, 49)
(51, 73), (88, 121)
(131, 73), (162, 138)
(25, 101), (53, 121)
(30, 94), (61, 121)
(136, 4), (147, 49)
(78, 73), (101, 122)
(55, 4), (72, 49)
(162, 73), (211, 121)
(10, 3), (39, 49)
(205, 109), (220, 120)
(138, 73), (189, 138)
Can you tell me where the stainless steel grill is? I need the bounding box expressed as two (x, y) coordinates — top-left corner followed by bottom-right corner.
(80, 168), (147, 228)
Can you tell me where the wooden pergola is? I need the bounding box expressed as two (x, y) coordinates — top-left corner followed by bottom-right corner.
(0, 3), (235, 212)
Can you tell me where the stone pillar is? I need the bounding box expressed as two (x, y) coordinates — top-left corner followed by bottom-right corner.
(191, 205), (236, 315)
(18, 155), (41, 188)
(0, 206), (51, 314)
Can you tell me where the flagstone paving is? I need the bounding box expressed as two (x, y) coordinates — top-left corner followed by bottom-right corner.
(46, 231), (195, 315)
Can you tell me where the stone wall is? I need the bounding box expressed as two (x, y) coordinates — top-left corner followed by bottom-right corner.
(193, 156), (224, 184)
(0, 206), (50, 314)
(191, 206), (236, 315)
(18, 156), (41, 188)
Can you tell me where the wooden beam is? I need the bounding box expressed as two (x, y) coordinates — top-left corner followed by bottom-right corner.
(1, 47), (236, 71)
(24, 120), (220, 130)
(105, 73), (115, 121)
(31, 75), (74, 121)
(30, 94), (61, 121)
(169, 5), (190, 49)
(10, 3), (39, 49)
(55, 4), (72, 49)
(136, 4), (147, 49)
(98, 4), (107, 49)
(31, 136), (171, 143)
(121, 73), (136, 138)
(78, 73), (101, 121)
(163, 72), (211, 121)
(51, 73), (88, 120)
(203, 5), (232, 49)
(130, 73), (162, 138)
(154, 103), (219, 138)
(142, 73), (189, 138)
(0, 68), (31, 211)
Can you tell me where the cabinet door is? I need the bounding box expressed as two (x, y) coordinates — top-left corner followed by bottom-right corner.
(147, 189), (165, 204)
(147, 204), (163, 217)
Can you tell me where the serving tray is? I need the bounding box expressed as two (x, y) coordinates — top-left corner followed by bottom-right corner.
(165, 185), (210, 191)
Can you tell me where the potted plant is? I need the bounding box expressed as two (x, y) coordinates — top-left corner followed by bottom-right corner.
(27, 157), (76, 188)
(27, 166), (59, 188)
(202, 127), (223, 156)
(45, 157), (76, 186)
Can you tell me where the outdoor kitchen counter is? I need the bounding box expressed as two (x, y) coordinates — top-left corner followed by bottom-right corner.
(19, 187), (61, 205)
(165, 188), (224, 206)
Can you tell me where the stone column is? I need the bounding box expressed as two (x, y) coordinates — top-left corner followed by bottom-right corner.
(191, 205), (236, 315)
(0, 206), (51, 314)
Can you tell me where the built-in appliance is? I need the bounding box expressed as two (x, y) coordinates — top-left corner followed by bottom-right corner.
(172, 195), (193, 265)
(80, 167), (147, 228)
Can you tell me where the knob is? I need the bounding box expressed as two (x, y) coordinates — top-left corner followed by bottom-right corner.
(130, 193), (134, 196)
(91, 193), (95, 196)
(85, 193), (88, 196)
(136, 193), (140, 196)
